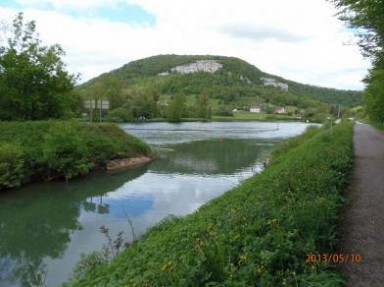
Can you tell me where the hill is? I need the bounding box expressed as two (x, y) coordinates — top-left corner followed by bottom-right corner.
(77, 54), (363, 121)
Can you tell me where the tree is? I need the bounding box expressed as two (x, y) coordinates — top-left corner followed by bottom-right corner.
(0, 12), (77, 120)
(131, 90), (159, 119)
(328, 0), (384, 122)
(166, 92), (185, 122)
(328, 0), (384, 66)
(364, 69), (384, 122)
(196, 93), (211, 119)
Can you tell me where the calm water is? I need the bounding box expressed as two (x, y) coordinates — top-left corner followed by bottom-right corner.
(0, 121), (313, 287)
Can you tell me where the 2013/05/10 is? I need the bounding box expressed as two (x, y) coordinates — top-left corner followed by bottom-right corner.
(305, 253), (362, 264)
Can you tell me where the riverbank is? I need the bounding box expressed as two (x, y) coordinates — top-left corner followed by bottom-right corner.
(64, 121), (353, 287)
(0, 121), (153, 191)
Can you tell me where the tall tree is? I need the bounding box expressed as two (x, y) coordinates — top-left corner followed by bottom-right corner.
(0, 12), (76, 120)
(329, 0), (384, 66)
(328, 0), (384, 122)
(166, 92), (185, 122)
(196, 93), (211, 119)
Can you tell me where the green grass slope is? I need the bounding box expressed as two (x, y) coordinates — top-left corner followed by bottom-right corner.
(65, 121), (353, 287)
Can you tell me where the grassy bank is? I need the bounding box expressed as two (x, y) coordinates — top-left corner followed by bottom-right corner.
(0, 121), (152, 190)
(65, 121), (353, 287)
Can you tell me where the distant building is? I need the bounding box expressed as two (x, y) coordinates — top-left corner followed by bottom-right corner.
(275, 106), (287, 114)
(260, 77), (289, 91)
(250, 106), (262, 113)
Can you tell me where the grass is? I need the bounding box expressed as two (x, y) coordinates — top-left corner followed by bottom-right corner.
(64, 121), (353, 287)
(0, 120), (153, 190)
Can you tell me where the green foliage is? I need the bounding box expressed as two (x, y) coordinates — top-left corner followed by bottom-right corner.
(132, 89), (159, 119)
(71, 226), (125, 281)
(270, 125), (321, 160)
(214, 106), (234, 117)
(104, 103), (133, 122)
(0, 142), (27, 189)
(329, 0), (384, 66)
(196, 94), (212, 119)
(40, 122), (92, 180)
(288, 81), (363, 107)
(64, 122), (353, 287)
(364, 69), (384, 122)
(329, 0), (384, 122)
(166, 92), (186, 122)
(0, 121), (152, 190)
(0, 13), (77, 120)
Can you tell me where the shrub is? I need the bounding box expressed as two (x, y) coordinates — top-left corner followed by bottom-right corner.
(0, 143), (27, 189)
(39, 122), (93, 181)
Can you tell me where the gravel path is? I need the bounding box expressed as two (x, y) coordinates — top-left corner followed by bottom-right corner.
(340, 123), (384, 287)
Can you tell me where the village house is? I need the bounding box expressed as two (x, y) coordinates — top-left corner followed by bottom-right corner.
(249, 106), (262, 113)
(275, 106), (287, 114)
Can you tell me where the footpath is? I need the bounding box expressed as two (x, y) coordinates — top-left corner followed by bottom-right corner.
(341, 123), (384, 287)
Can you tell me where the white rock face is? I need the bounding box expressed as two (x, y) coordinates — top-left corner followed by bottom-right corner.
(157, 60), (223, 76)
(171, 60), (223, 74)
(260, 77), (288, 91)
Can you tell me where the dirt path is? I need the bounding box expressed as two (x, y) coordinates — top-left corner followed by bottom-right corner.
(340, 123), (384, 287)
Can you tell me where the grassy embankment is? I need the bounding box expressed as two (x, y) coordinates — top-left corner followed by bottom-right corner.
(65, 121), (353, 287)
(0, 121), (152, 190)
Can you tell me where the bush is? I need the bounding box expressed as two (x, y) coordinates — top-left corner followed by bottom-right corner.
(0, 143), (27, 189)
(39, 122), (93, 180)
(105, 104), (134, 122)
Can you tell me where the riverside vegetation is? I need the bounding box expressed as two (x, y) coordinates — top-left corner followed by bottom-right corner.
(0, 121), (152, 190)
(64, 121), (353, 287)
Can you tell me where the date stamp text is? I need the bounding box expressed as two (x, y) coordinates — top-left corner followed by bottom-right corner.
(305, 253), (362, 264)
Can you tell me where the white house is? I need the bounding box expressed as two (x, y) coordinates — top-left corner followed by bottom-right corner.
(275, 106), (287, 114)
(250, 106), (262, 113)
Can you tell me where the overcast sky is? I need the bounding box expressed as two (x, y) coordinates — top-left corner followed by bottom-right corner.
(0, 0), (372, 90)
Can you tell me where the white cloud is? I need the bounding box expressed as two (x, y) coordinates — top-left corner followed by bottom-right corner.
(0, 0), (371, 89)
(15, 0), (121, 10)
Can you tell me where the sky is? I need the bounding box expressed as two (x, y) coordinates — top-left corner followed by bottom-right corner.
(0, 0), (372, 90)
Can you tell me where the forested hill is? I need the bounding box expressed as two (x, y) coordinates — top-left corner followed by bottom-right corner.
(80, 54), (362, 107)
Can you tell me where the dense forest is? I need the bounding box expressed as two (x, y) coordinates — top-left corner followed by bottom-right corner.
(77, 54), (363, 122)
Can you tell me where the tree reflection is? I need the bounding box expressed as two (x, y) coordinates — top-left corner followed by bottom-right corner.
(0, 165), (148, 286)
(151, 138), (276, 175)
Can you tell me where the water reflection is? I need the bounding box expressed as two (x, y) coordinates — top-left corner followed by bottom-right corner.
(151, 138), (275, 175)
(0, 166), (148, 287)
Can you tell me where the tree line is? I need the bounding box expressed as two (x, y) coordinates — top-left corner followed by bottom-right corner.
(328, 0), (384, 122)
